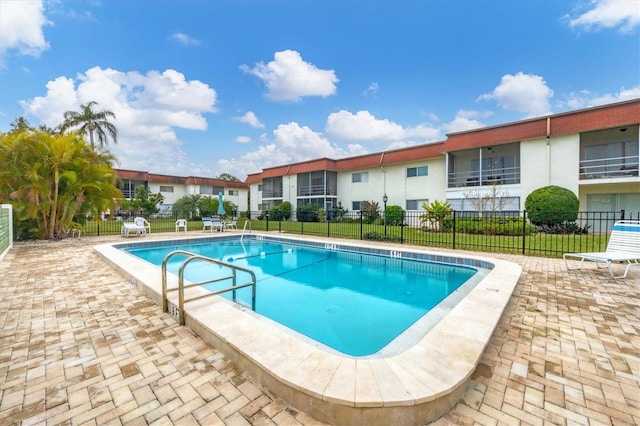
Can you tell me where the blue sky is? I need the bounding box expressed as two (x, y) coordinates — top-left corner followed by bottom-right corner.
(0, 0), (638, 180)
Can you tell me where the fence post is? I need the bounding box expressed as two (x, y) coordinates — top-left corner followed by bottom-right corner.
(522, 210), (527, 255)
(97, 221), (100, 236)
(278, 216), (282, 233)
(400, 218), (404, 244)
(621, 209), (626, 221)
(266, 213), (269, 232)
(452, 210), (456, 250)
(327, 217), (330, 237)
(359, 211), (363, 240)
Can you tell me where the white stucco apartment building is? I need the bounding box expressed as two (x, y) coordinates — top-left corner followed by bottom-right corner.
(115, 169), (249, 214)
(245, 99), (640, 217)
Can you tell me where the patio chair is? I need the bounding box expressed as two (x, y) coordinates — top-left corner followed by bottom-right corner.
(175, 219), (188, 233)
(225, 217), (238, 230)
(121, 222), (146, 237)
(563, 220), (640, 279)
(134, 217), (151, 234)
(211, 216), (225, 232)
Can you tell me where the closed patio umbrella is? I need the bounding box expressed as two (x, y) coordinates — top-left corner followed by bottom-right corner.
(217, 192), (225, 215)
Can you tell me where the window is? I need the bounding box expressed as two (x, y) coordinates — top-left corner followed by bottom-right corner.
(159, 185), (174, 193)
(352, 201), (362, 210)
(406, 166), (428, 177)
(258, 184), (262, 192)
(352, 172), (369, 183)
(228, 190), (238, 196)
(406, 199), (428, 210)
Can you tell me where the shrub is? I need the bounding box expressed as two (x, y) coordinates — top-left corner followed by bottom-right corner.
(455, 217), (536, 235)
(385, 205), (405, 226)
(420, 200), (453, 232)
(278, 201), (292, 220)
(361, 201), (380, 224)
(296, 204), (320, 222)
(525, 186), (579, 226)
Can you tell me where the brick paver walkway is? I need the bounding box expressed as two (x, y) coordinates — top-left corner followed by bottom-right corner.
(1, 234), (638, 425)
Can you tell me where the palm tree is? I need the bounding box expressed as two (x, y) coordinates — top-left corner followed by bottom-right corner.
(60, 101), (118, 150)
(0, 129), (122, 239)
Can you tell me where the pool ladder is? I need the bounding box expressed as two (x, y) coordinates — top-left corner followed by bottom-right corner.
(161, 250), (257, 326)
(240, 219), (252, 242)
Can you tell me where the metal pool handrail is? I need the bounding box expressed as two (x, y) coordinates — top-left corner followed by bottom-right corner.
(161, 250), (257, 325)
(240, 219), (252, 242)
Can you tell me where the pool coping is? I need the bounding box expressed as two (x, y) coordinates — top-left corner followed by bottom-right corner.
(95, 232), (522, 425)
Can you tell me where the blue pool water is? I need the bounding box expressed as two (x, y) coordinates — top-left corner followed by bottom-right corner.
(126, 238), (477, 356)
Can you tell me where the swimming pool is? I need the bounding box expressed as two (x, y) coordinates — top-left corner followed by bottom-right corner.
(96, 233), (521, 425)
(125, 238), (478, 356)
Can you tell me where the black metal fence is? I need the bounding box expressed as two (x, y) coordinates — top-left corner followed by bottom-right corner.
(248, 209), (638, 257)
(80, 209), (638, 258)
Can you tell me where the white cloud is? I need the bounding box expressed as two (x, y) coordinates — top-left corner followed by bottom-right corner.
(169, 32), (201, 46)
(0, 0), (50, 67)
(20, 66), (219, 176)
(442, 110), (488, 134)
(479, 72), (554, 117)
(235, 136), (252, 144)
(363, 82), (379, 97)
(217, 122), (368, 177)
(566, 0), (640, 33)
(240, 50), (339, 102)
(233, 111), (264, 128)
(325, 110), (440, 143)
(557, 85), (640, 109)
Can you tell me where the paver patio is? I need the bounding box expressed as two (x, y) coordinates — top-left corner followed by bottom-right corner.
(1, 232), (638, 425)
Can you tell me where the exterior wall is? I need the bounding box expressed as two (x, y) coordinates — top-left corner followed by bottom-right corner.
(148, 182), (187, 206)
(249, 184), (261, 212)
(549, 134), (581, 196)
(225, 188), (249, 213)
(283, 175), (295, 205)
(337, 167), (386, 210)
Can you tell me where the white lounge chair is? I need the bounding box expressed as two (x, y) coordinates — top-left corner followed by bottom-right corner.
(563, 220), (640, 279)
(134, 217), (151, 234)
(121, 222), (146, 237)
(175, 219), (188, 233)
(202, 217), (213, 232)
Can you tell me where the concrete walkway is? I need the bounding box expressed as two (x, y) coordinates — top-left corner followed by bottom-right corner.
(1, 233), (638, 425)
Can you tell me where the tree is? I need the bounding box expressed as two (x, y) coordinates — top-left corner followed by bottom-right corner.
(9, 117), (32, 132)
(121, 186), (164, 217)
(464, 181), (510, 215)
(173, 194), (203, 219)
(216, 173), (240, 182)
(0, 129), (122, 239)
(60, 101), (118, 151)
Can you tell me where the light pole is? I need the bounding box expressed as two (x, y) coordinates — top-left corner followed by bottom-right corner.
(383, 193), (388, 237)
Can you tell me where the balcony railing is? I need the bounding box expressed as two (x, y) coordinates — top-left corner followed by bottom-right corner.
(262, 190), (283, 198)
(448, 166), (520, 188)
(579, 155), (639, 180)
(298, 184), (337, 196)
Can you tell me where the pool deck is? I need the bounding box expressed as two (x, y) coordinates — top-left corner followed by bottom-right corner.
(1, 231), (638, 425)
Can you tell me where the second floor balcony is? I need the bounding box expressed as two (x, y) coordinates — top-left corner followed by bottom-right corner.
(448, 166), (521, 188)
(580, 155), (639, 180)
(298, 183), (337, 197)
(262, 189), (283, 198)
